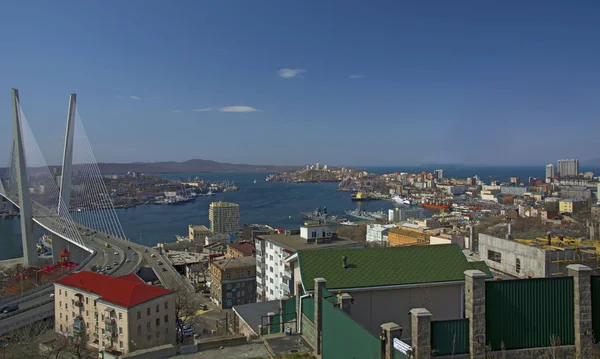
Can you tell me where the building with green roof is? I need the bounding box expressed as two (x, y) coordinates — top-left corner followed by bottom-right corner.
(288, 244), (492, 338)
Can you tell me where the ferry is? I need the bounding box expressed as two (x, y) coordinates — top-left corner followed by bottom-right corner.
(392, 195), (411, 205)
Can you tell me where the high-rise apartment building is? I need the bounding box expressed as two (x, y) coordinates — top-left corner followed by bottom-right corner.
(545, 164), (555, 180)
(434, 169), (444, 181)
(557, 159), (579, 178)
(209, 201), (240, 236)
(54, 271), (176, 354)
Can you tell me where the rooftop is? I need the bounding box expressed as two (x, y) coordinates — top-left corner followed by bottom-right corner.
(167, 251), (206, 265)
(559, 198), (587, 203)
(297, 244), (491, 291)
(55, 271), (174, 308)
(228, 242), (255, 256)
(258, 233), (363, 252)
(210, 201), (239, 208)
(212, 256), (256, 271)
(189, 224), (210, 231)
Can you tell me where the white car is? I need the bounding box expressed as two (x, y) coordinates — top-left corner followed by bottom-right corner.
(114, 252), (118, 255)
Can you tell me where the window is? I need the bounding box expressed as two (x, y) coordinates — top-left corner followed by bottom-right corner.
(226, 273), (230, 279)
(269, 242), (273, 249)
(269, 255), (273, 261)
(118, 312), (122, 320)
(102, 329), (105, 334)
(147, 308), (151, 316)
(156, 304), (159, 313)
(72, 311), (75, 318)
(65, 291), (67, 297)
(137, 311), (141, 319)
(60, 313), (62, 319)
(60, 324), (62, 332)
(248, 270), (251, 277)
(86, 310), (89, 317)
(147, 322), (151, 330)
(165, 327), (169, 335)
(59, 301), (62, 308)
(85, 297), (88, 305)
(65, 304), (68, 310)
(269, 289), (273, 295)
(66, 315), (69, 321)
(119, 341), (123, 349)
(488, 250), (502, 263)
(119, 327), (123, 334)
(86, 323), (89, 329)
(164, 302), (168, 310)
(94, 300), (97, 307)
(137, 325), (142, 335)
(270, 266), (273, 273)
(156, 318), (160, 326)
(516, 258), (521, 273)
(164, 315), (168, 323)
(59, 289), (62, 295)
(270, 278), (273, 284)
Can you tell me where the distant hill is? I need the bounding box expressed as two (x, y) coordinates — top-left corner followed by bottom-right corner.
(0, 159), (300, 176)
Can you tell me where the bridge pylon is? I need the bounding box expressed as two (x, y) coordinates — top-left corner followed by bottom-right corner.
(11, 88), (38, 267)
(58, 94), (76, 216)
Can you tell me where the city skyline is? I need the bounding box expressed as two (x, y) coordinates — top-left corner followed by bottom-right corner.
(1, 1), (600, 166)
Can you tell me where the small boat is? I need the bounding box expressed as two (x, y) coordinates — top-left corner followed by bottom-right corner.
(253, 179), (257, 184)
(339, 220), (359, 227)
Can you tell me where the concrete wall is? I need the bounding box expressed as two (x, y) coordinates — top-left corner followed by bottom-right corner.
(195, 334), (247, 351)
(118, 344), (177, 359)
(346, 283), (463, 341)
(479, 234), (547, 278)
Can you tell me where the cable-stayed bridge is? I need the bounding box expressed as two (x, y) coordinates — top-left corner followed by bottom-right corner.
(0, 90), (191, 335)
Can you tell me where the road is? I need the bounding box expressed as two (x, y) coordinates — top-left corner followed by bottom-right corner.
(0, 191), (197, 337)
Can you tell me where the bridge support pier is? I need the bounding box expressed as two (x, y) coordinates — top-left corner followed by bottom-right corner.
(51, 234), (87, 266)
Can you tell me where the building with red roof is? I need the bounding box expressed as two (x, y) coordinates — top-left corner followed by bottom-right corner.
(54, 271), (176, 354)
(226, 241), (256, 259)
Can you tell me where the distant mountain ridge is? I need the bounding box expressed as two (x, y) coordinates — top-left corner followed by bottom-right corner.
(97, 159), (301, 174)
(0, 159), (301, 176)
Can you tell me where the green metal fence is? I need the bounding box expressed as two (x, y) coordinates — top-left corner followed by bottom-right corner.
(591, 276), (600, 342)
(322, 295), (381, 359)
(486, 277), (574, 350)
(302, 296), (315, 322)
(431, 318), (469, 356)
(261, 313), (282, 335)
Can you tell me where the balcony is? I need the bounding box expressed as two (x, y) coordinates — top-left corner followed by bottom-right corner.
(256, 276), (263, 285)
(73, 316), (85, 335)
(74, 301), (83, 308)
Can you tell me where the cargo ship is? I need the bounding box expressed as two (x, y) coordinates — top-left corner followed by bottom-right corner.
(420, 198), (452, 210)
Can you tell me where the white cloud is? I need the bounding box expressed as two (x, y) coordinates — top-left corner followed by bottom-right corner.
(171, 110), (183, 113)
(218, 106), (261, 113)
(278, 68), (306, 79)
(192, 108), (213, 112)
(349, 74), (366, 79)
(129, 95), (141, 100)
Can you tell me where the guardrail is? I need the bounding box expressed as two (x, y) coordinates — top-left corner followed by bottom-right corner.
(0, 297), (53, 320)
(0, 283), (53, 307)
(0, 304), (54, 336)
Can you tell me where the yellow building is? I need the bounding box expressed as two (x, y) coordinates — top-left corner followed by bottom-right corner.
(188, 224), (211, 241)
(54, 271), (176, 355)
(226, 242), (255, 258)
(387, 228), (430, 247)
(559, 199), (587, 214)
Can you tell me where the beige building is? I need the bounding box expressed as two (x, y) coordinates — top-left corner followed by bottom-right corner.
(559, 198), (587, 214)
(188, 224), (211, 241)
(209, 201), (240, 236)
(210, 256), (256, 309)
(54, 271), (176, 355)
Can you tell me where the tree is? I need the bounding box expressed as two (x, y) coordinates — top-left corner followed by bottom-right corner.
(172, 283), (202, 344)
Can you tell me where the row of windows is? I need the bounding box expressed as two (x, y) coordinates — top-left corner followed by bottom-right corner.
(136, 315), (169, 334)
(136, 302), (168, 319)
(224, 270), (253, 280)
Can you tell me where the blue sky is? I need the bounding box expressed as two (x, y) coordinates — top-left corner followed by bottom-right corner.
(1, 1), (599, 167)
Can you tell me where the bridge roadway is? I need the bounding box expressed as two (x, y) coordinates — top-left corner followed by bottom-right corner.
(0, 192), (193, 335)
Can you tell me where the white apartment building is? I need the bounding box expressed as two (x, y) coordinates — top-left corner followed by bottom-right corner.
(54, 271), (176, 355)
(366, 224), (396, 244)
(557, 159), (579, 178)
(255, 225), (363, 302)
(209, 201), (240, 236)
(545, 164), (555, 180)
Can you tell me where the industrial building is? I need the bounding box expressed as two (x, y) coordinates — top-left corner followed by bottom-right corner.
(479, 233), (600, 278)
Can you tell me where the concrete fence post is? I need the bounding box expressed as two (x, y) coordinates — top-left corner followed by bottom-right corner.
(381, 322), (402, 359)
(568, 264), (593, 359)
(314, 277), (326, 356)
(410, 308), (432, 359)
(465, 270), (487, 359)
(337, 293), (353, 315)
